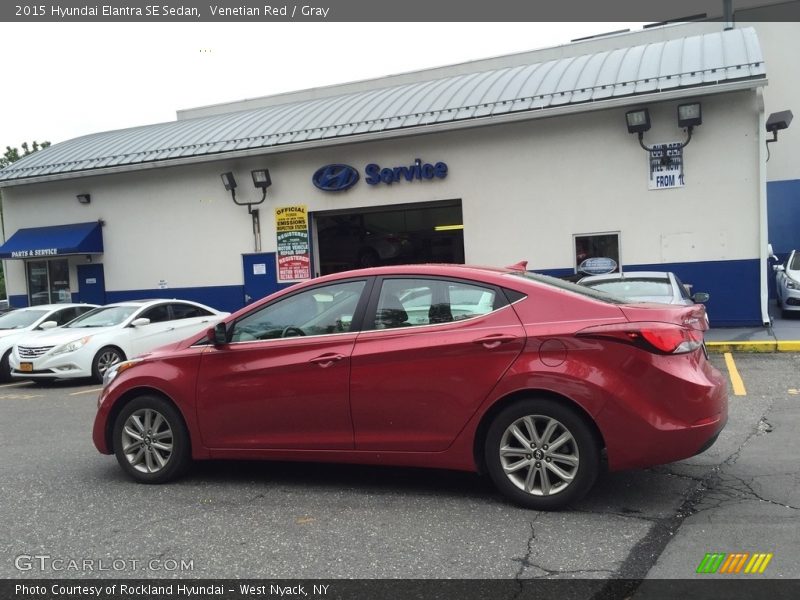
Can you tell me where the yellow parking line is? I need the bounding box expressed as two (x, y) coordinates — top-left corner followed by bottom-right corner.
(69, 388), (103, 396)
(723, 352), (747, 396)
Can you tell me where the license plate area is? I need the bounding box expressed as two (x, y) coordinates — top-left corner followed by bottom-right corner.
(19, 362), (33, 372)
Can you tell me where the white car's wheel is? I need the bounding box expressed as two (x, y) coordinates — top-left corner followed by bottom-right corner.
(92, 346), (126, 383)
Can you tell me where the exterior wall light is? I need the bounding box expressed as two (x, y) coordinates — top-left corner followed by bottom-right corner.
(220, 172), (237, 191)
(625, 109), (651, 134)
(220, 169), (272, 252)
(766, 110), (793, 161)
(76, 194), (91, 204)
(677, 103), (702, 129)
(626, 102), (702, 153)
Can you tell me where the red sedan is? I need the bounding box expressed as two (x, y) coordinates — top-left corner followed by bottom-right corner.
(93, 263), (727, 510)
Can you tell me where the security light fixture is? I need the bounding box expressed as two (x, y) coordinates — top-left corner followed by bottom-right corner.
(626, 102), (702, 154)
(251, 169), (271, 189)
(76, 194), (91, 205)
(677, 103), (702, 129)
(625, 109), (651, 134)
(220, 172), (237, 191)
(221, 169), (272, 253)
(765, 110), (793, 161)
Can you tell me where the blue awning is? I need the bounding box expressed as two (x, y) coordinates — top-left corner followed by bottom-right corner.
(0, 222), (104, 259)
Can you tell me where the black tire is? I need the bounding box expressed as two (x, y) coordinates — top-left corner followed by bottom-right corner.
(112, 394), (191, 484)
(484, 398), (599, 510)
(0, 349), (11, 382)
(91, 346), (126, 383)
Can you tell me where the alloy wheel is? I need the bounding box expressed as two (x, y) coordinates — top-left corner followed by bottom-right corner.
(499, 414), (580, 496)
(120, 408), (174, 474)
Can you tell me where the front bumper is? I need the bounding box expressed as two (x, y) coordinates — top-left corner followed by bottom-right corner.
(9, 353), (92, 379)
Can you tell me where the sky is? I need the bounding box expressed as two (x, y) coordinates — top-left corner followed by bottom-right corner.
(0, 22), (648, 153)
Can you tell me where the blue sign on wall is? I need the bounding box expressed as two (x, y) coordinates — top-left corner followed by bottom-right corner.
(313, 159), (447, 192)
(312, 164), (360, 192)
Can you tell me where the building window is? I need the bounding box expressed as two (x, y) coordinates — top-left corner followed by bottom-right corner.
(574, 233), (620, 274)
(26, 259), (71, 305)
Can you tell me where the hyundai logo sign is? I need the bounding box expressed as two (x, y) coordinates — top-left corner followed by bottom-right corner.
(312, 164), (359, 192)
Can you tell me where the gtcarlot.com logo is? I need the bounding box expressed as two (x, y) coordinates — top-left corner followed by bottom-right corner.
(696, 552), (773, 574)
(14, 554), (194, 572)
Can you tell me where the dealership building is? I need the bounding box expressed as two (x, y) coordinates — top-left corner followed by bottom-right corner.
(1, 22), (798, 326)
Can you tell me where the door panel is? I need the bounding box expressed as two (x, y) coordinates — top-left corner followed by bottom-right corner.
(242, 253), (280, 305)
(196, 335), (357, 449)
(350, 304), (525, 452)
(77, 264), (106, 305)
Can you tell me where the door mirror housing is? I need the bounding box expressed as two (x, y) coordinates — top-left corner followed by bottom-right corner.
(38, 320), (58, 330)
(130, 317), (151, 327)
(209, 322), (228, 346)
(692, 292), (710, 304)
(774, 264), (785, 273)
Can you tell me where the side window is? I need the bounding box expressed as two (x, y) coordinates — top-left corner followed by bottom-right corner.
(52, 307), (78, 325)
(170, 303), (213, 319)
(673, 275), (692, 300)
(368, 279), (500, 330)
(230, 280), (366, 342)
(140, 304), (170, 323)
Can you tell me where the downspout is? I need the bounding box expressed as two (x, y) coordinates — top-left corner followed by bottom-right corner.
(757, 87), (771, 327)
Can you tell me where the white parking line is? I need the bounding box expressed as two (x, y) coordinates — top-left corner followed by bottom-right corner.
(69, 388), (103, 396)
(0, 381), (33, 388)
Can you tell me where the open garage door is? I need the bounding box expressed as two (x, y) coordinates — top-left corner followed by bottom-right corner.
(313, 200), (464, 276)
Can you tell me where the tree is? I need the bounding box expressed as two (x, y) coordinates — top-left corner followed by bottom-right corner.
(0, 140), (52, 299)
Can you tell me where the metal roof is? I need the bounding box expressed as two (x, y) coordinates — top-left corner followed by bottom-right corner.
(0, 27), (765, 185)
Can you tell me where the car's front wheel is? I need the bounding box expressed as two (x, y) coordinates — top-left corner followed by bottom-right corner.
(112, 395), (191, 483)
(92, 346), (126, 382)
(485, 398), (599, 510)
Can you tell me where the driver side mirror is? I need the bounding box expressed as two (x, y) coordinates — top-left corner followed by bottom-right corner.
(692, 292), (710, 304)
(38, 321), (58, 330)
(774, 264), (785, 273)
(208, 322), (229, 346)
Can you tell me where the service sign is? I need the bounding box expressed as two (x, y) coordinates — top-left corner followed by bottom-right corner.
(579, 257), (618, 275)
(275, 205), (311, 282)
(648, 142), (686, 190)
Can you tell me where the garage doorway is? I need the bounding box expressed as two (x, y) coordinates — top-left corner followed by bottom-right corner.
(313, 200), (464, 276)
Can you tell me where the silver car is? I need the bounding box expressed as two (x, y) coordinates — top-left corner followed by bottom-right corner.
(774, 250), (800, 317)
(578, 271), (710, 306)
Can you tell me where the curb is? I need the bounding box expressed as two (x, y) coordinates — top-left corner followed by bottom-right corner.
(706, 340), (800, 353)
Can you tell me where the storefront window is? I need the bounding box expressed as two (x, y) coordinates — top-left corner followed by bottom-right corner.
(26, 259), (71, 305)
(574, 233), (620, 274)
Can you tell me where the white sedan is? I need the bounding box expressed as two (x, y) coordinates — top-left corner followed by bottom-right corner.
(775, 249), (800, 317)
(0, 303), (98, 381)
(10, 299), (228, 383)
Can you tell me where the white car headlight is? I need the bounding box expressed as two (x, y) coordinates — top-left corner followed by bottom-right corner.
(51, 336), (92, 356)
(787, 279), (799, 290)
(103, 358), (143, 388)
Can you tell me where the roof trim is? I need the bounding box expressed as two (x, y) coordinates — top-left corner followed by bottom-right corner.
(0, 28), (767, 187)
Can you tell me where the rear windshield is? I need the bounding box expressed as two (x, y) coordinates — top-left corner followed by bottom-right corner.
(582, 278), (672, 299)
(505, 272), (626, 304)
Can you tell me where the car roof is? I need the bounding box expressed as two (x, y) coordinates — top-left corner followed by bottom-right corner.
(579, 271), (674, 283)
(16, 303), (99, 311)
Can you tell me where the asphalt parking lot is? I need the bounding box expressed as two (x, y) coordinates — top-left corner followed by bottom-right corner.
(0, 353), (798, 590)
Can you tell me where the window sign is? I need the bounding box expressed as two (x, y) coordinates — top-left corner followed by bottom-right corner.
(574, 233), (620, 274)
(275, 205), (311, 282)
(648, 142), (685, 190)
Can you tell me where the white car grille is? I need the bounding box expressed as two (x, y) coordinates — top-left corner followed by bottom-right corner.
(17, 346), (55, 359)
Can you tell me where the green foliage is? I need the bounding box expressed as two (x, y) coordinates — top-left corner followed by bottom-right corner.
(0, 140), (52, 299)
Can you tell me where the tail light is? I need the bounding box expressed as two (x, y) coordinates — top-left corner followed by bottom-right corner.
(576, 322), (704, 355)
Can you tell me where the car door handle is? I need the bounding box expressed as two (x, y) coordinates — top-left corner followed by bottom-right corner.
(309, 353), (346, 367)
(473, 334), (518, 349)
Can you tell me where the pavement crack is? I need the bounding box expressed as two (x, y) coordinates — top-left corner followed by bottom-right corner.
(512, 517), (539, 582)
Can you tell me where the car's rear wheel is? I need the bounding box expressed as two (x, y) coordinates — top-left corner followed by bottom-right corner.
(92, 346), (125, 383)
(485, 398), (599, 510)
(112, 395), (190, 483)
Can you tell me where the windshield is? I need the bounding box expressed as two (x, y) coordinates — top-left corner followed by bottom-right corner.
(582, 278), (673, 300)
(506, 271), (626, 304)
(0, 309), (48, 329)
(66, 306), (138, 328)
